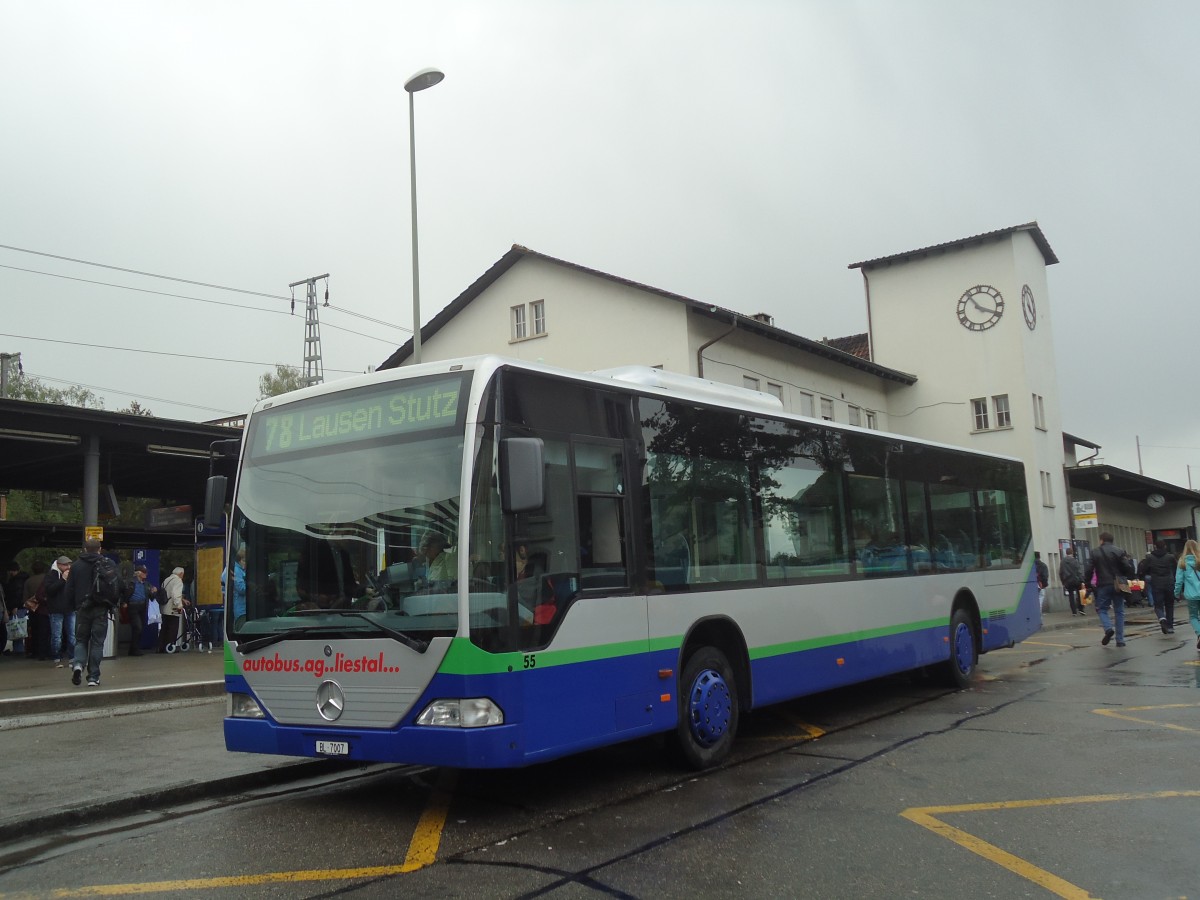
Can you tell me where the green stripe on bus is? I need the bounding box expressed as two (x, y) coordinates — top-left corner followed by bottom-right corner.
(438, 580), (1030, 675)
(437, 636), (653, 675)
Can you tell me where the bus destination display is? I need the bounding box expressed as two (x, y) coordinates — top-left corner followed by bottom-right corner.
(249, 375), (463, 458)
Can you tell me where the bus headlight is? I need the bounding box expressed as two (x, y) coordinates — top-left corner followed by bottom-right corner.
(416, 698), (503, 727)
(228, 692), (266, 719)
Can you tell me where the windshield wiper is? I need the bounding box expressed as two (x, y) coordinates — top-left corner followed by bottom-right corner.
(236, 611), (428, 654)
(322, 610), (429, 652)
(237, 627), (315, 654)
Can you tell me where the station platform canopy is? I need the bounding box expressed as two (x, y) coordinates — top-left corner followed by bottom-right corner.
(0, 398), (241, 557)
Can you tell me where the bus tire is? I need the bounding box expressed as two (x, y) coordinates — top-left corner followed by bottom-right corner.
(672, 646), (739, 770)
(944, 608), (976, 689)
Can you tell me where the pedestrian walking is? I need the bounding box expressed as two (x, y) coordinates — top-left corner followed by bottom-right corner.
(68, 539), (122, 687)
(1142, 540), (1179, 634)
(1059, 547), (1085, 616)
(1083, 532), (1135, 648)
(1034, 551), (1050, 612)
(1174, 539), (1200, 651)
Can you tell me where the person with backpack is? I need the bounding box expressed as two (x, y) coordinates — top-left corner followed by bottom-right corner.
(1034, 551), (1050, 612)
(1058, 546), (1085, 616)
(68, 538), (124, 687)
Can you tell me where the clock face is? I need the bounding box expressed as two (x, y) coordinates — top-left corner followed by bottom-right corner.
(1021, 285), (1037, 331)
(956, 285), (1005, 331)
(1147, 493), (1166, 509)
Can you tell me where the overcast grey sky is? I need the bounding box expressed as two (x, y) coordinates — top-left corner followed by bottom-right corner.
(3, 1), (1198, 486)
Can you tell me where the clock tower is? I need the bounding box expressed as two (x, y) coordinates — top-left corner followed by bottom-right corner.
(849, 222), (1065, 565)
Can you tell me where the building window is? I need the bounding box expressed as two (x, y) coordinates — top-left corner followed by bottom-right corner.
(766, 382), (783, 402)
(993, 394), (1011, 428)
(510, 301), (547, 342)
(865, 411), (877, 430)
(1040, 470), (1054, 507)
(972, 398), (990, 431)
(1032, 393), (1046, 430)
(743, 375), (760, 391)
(799, 392), (815, 417)
(847, 405), (861, 427)
(820, 398), (834, 421)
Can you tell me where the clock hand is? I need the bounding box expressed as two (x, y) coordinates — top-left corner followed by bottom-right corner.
(970, 297), (993, 314)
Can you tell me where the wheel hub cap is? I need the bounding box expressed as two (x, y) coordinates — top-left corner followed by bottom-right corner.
(688, 669), (732, 747)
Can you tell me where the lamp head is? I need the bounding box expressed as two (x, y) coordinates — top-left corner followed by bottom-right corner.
(405, 67), (445, 93)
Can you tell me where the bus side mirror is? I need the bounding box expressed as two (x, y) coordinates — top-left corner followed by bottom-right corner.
(204, 475), (229, 526)
(500, 437), (544, 513)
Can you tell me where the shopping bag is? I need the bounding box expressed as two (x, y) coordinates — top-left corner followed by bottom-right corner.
(147, 599), (163, 626)
(6, 616), (29, 641)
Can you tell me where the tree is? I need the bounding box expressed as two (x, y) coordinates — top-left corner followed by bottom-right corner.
(5, 372), (104, 408)
(258, 364), (306, 399)
(119, 399), (154, 416)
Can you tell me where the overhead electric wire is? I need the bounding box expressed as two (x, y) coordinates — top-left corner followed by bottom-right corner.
(0, 242), (413, 334)
(0, 262), (402, 344)
(0, 262), (281, 314)
(24, 370), (238, 416)
(0, 241), (289, 300)
(0, 331), (365, 374)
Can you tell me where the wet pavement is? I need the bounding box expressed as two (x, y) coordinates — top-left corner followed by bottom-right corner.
(0, 605), (1173, 842)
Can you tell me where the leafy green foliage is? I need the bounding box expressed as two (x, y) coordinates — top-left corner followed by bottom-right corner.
(5, 373), (104, 408)
(258, 364), (306, 399)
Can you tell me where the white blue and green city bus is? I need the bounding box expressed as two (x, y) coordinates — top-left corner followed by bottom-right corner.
(220, 355), (1038, 769)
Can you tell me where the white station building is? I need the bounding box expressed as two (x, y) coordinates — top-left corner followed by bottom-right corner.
(379, 222), (1199, 601)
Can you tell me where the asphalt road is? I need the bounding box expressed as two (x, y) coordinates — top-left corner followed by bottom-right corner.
(2, 614), (1197, 898)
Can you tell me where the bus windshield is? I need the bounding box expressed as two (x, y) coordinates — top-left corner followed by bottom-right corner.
(228, 375), (470, 644)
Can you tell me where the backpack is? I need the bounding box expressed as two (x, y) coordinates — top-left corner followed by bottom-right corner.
(90, 556), (121, 607)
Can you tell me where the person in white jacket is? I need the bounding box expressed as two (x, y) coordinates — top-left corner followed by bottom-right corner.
(157, 567), (187, 653)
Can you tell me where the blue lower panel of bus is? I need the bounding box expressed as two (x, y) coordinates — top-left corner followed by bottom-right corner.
(225, 584), (1042, 767)
(224, 650), (672, 768)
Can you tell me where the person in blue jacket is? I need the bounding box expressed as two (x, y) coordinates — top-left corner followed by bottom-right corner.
(1174, 539), (1200, 651)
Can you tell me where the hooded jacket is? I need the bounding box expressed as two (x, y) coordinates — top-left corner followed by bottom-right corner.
(43, 566), (72, 615)
(1142, 547), (1179, 593)
(1058, 554), (1083, 586)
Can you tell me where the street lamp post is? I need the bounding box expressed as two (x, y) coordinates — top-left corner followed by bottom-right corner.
(405, 66), (444, 366)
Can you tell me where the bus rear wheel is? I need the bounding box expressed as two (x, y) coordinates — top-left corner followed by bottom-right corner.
(671, 646), (739, 770)
(944, 608), (977, 689)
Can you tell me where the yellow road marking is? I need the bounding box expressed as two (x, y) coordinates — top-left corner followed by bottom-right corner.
(902, 791), (1200, 899)
(403, 768), (457, 869)
(1094, 702), (1200, 734)
(743, 712), (825, 742)
(0, 771), (459, 898)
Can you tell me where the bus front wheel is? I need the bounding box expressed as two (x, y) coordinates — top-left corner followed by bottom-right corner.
(672, 646), (739, 770)
(944, 608), (977, 689)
